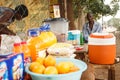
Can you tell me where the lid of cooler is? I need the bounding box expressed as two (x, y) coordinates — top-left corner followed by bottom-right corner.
(90, 33), (114, 39)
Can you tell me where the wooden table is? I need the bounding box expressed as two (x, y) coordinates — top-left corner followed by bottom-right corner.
(74, 43), (88, 61)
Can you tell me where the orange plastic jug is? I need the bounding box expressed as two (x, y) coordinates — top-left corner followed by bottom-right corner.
(27, 31), (39, 61)
(88, 33), (116, 64)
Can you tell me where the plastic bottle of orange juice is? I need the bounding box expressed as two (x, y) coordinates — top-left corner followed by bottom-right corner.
(21, 41), (32, 80)
(21, 41), (31, 65)
(13, 42), (22, 54)
(27, 30), (39, 62)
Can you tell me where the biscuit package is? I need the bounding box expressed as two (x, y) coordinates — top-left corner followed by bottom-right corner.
(8, 53), (24, 80)
(0, 58), (9, 80)
(0, 53), (24, 80)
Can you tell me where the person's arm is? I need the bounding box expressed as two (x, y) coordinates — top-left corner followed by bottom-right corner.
(0, 9), (14, 24)
(0, 24), (16, 35)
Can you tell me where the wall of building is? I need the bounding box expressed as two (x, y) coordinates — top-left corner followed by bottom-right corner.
(0, 0), (49, 40)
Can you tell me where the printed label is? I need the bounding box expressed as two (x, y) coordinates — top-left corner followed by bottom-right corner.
(0, 62), (8, 80)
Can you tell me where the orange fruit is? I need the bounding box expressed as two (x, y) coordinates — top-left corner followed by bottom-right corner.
(32, 64), (45, 74)
(44, 66), (58, 74)
(35, 57), (44, 65)
(29, 62), (45, 74)
(69, 66), (79, 72)
(44, 55), (56, 67)
(29, 62), (41, 71)
(56, 62), (70, 74)
(66, 61), (74, 68)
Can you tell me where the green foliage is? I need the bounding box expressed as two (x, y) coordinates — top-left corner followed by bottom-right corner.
(110, 3), (119, 16)
(108, 18), (120, 30)
(72, 0), (90, 18)
(73, 0), (119, 19)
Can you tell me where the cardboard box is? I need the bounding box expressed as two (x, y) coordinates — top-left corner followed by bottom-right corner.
(0, 58), (9, 80)
(8, 53), (24, 80)
(0, 53), (24, 80)
(53, 5), (60, 18)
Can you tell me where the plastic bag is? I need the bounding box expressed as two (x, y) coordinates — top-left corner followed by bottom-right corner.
(0, 34), (21, 55)
(35, 24), (57, 57)
(47, 43), (76, 58)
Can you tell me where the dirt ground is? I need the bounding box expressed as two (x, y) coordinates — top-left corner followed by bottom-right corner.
(115, 63), (120, 80)
(94, 63), (120, 80)
(115, 32), (120, 80)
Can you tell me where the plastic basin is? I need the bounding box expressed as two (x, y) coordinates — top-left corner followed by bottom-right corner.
(25, 58), (87, 80)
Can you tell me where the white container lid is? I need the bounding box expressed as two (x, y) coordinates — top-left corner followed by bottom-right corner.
(88, 33), (116, 45)
(68, 30), (80, 34)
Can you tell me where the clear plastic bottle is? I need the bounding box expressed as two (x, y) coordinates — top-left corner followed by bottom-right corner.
(27, 30), (39, 61)
(13, 42), (22, 54)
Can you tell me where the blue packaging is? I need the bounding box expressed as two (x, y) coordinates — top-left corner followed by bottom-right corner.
(0, 58), (9, 80)
(67, 30), (80, 45)
(7, 53), (24, 80)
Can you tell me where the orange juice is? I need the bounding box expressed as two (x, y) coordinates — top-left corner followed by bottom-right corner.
(21, 41), (31, 63)
(13, 43), (22, 54)
(27, 31), (39, 62)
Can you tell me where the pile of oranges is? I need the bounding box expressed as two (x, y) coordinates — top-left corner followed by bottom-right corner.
(29, 55), (79, 75)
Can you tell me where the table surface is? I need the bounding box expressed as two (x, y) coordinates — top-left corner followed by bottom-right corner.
(74, 43), (88, 60)
(75, 43), (88, 53)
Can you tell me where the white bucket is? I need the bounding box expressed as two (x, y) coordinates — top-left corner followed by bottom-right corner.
(43, 18), (69, 42)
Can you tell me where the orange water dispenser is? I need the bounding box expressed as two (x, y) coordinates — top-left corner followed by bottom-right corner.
(88, 33), (116, 64)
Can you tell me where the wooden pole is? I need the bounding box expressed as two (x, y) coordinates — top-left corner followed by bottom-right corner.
(64, 0), (67, 18)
